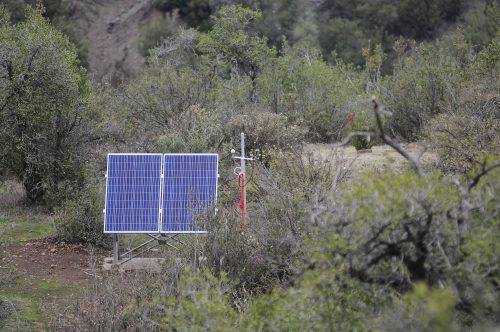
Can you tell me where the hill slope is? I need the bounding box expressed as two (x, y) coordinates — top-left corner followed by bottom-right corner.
(86, 0), (150, 84)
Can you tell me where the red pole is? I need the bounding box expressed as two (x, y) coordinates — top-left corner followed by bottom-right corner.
(238, 172), (246, 231)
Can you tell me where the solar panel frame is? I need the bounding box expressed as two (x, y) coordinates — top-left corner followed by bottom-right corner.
(104, 153), (163, 234)
(160, 153), (219, 234)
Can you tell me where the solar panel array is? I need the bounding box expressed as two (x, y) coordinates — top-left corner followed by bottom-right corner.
(104, 153), (218, 234)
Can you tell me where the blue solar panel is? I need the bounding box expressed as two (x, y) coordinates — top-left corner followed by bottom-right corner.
(104, 154), (162, 233)
(161, 154), (218, 233)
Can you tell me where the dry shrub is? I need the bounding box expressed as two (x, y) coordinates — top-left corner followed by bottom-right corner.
(63, 256), (185, 331)
(427, 97), (500, 173)
(224, 112), (306, 165)
(202, 149), (344, 297)
(0, 179), (25, 211)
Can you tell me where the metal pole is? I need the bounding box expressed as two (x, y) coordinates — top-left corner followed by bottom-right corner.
(113, 233), (119, 266)
(240, 132), (246, 215)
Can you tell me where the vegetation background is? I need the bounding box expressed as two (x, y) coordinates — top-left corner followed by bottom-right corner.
(0, 0), (499, 330)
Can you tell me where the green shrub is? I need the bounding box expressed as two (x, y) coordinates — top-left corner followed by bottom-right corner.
(426, 37), (500, 173)
(381, 33), (471, 141)
(54, 181), (109, 247)
(349, 105), (376, 150)
(256, 44), (363, 142)
(123, 268), (237, 331)
(240, 231), (378, 331)
(374, 283), (457, 331)
(138, 14), (181, 57)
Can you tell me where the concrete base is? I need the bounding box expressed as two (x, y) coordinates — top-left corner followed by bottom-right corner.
(102, 257), (165, 272)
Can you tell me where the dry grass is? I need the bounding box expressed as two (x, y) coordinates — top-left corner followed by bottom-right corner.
(304, 143), (439, 179)
(0, 180), (26, 214)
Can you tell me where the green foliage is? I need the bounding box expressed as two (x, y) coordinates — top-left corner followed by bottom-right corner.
(53, 181), (109, 247)
(257, 44), (364, 141)
(333, 171), (460, 285)
(154, 0), (212, 31)
(119, 62), (221, 152)
(425, 36), (500, 172)
(224, 112), (305, 164)
(0, 215), (55, 245)
(138, 14), (181, 57)
(197, 5), (275, 80)
(374, 283), (457, 332)
(253, 0), (305, 47)
(241, 233), (374, 331)
(1, 0), (25, 22)
(462, 1), (499, 49)
(125, 268), (237, 331)
(381, 32), (474, 141)
(0, 5), (98, 206)
(242, 267), (370, 331)
(317, 17), (368, 66)
(350, 108), (376, 151)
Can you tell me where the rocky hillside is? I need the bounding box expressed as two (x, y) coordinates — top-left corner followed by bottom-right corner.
(86, 0), (150, 84)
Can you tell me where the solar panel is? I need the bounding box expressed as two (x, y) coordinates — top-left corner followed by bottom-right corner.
(161, 154), (218, 233)
(104, 154), (162, 233)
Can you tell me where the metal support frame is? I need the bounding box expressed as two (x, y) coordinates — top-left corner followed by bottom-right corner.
(111, 233), (183, 266)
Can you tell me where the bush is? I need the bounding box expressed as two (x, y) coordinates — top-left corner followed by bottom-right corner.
(224, 112), (305, 165)
(381, 33), (471, 141)
(426, 37), (500, 173)
(138, 13), (181, 57)
(256, 44), (363, 142)
(125, 268), (237, 331)
(427, 108), (500, 173)
(54, 181), (109, 247)
(373, 283), (457, 331)
(202, 152), (339, 296)
(347, 102), (377, 150)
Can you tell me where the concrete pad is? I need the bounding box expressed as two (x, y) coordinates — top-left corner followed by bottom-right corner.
(102, 257), (165, 272)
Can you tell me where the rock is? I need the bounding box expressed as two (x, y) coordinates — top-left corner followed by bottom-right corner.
(50, 248), (56, 253)
(50, 264), (57, 269)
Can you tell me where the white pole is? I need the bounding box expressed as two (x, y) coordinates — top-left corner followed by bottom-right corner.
(240, 132), (246, 212)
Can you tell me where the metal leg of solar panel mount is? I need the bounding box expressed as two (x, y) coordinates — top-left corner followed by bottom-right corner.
(112, 234), (120, 266)
(115, 234), (180, 266)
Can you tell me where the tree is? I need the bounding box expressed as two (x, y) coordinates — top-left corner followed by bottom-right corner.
(197, 5), (275, 83)
(0, 5), (98, 205)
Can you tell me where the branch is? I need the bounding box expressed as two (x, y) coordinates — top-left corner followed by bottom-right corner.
(371, 96), (422, 176)
(466, 161), (500, 194)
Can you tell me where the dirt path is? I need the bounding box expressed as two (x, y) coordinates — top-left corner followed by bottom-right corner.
(87, 0), (150, 84)
(4, 239), (109, 285)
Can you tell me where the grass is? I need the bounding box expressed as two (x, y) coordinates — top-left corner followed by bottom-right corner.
(0, 278), (71, 331)
(0, 189), (64, 331)
(0, 215), (56, 246)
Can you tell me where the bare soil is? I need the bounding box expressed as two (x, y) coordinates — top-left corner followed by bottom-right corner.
(4, 239), (109, 284)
